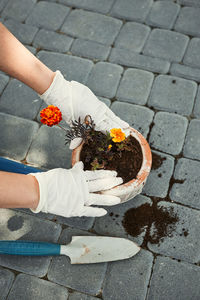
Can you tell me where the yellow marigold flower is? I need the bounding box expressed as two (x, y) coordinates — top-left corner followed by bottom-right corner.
(108, 144), (112, 150)
(110, 128), (126, 143)
(40, 105), (62, 127)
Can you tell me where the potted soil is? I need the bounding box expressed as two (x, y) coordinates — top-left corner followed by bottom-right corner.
(71, 120), (152, 203)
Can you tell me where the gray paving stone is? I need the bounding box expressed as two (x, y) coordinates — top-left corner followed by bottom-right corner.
(0, 0), (8, 12)
(0, 209), (61, 276)
(71, 39), (111, 61)
(110, 0), (153, 22)
(116, 68), (154, 105)
(175, 6), (200, 37)
(149, 111), (188, 155)
(183, 119), (200, 161)
(146, 1), (180, 29)
(55, 215), (94, 231)
(170, 63), (200, 83)
(147, 256), (200, 300)
(170, 158), (200, 210)
(37, 51), (93, 84)
(94, 195), (152, 246)
(26, 125), (72, 169)
(98, 97), (111, 107)
(142, 150), (174, 198)
(2, 0), (36, 22)
(147, 201), (200, 263)
(86, 62), (123, 98)
(0, 74), (9, 95)
(183, 38), (200, 68)
(177, 0), (200, 6)
(0, 79), (42, 120)
(0, 267), (15, 300)
(48, 227), (107, 296)
(61, 9), (122, 45)
(143, 29), (189, 63)
(102, 250), (153, 300)
(25, 45), (37, 55)
(68, 293), (97, 300)
(111, 102), (154, 138)
(193, 85), (200, 118)
(0, 113), (39, 160)
(8, 273), (68, 300)
(109, 48), (170, 74)
(114, 22), (150, 52)
(148, 75), (197, 115)
(33, 29), (73, 53)
(58, 0), (115, 14)
(4, 19), (38, 45)
(26, 1), (70, 31)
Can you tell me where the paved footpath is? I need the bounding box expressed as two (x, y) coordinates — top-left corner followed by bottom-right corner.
(0, 0), (200, 299)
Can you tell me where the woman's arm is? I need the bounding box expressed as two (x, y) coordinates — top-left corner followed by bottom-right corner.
(0, 22), (55, 94)
(0, 172), (39, 209)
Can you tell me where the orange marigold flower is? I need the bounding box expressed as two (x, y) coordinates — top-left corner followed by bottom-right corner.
(108, 144), (112, 150)
(40, 105), (62, 127)
(110, 128), (126, 143)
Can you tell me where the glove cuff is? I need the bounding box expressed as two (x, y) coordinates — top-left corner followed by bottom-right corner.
(28, 173), (48, 214)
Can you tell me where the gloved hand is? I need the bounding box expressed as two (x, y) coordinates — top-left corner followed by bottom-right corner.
(39, 70), (130, 149)
(29, 162), (122, 218)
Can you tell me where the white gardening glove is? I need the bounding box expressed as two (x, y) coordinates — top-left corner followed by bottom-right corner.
(39, 70), (130, 149)
(29, 162), (122, 218)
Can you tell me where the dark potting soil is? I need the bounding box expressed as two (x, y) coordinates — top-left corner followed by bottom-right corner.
(80, 133), (143, 184)
(151, 152), (166, 170)
(122, 202), (179, 246)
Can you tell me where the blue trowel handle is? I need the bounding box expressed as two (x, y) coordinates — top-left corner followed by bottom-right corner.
(0, 240), (61, 256)
(0, 157), (41, 174)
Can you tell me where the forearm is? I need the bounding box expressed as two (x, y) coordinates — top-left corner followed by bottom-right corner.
(0, 172), (39, 209)
(0, 22), (55, 94)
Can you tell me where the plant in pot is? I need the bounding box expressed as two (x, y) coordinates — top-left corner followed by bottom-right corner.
(40, 105), (152, 203)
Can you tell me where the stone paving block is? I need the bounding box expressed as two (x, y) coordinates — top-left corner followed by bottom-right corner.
(183, 38), (200, 68)
(0, 113), (39, 160)
(61, 9), (122, 45)
(55, 215), (94, 231)
(116, 68), (154, 105)
(175, 7), (200, 37)
(58, 0), (115, 14)
(143, 29), (189, 63)
(4, 19), (38, 45)
(37, 51), (93, 84)
(142, 150), (174, 198)
(26, 125), (72, 169)
(147, 201), (200, 263)
(170, 63), (200, 83)
(110, 0), (153, 22)
(2, 0), (36, 22)
(0, 0), (8, 12)
(86, 62), (123, 98)
(0, 209), (61, 276)
(71, 39), (111, 61)
(102, 250), (153, 300)
(0, 74), (9, 95)
(146, 1), (180, 29)
(177, 0), (200, 6)
(7, 273), (69, 300)
(183, 119), (200, 161)
(26, 1), (70, 31)
(94, 195), (152, 246)
(0, 79), (42, 120)
(33, 29), (73, 53)
(114, 22), (150, 52)
(0, 267), (15, 300)
(25, 45), (37, 55)
(170, 158), (200, 210)
(147, 256), (200, 300)
(68, 292), (97, 300)
(193, 85), (200, 118)
(48, 227), (107, 296)
(98, 97), (111, 107)
(109, 48), (170, 74)
(149, 111), (188, 155)
(148, 75), (197, 115)
(111, 102), (154, 138)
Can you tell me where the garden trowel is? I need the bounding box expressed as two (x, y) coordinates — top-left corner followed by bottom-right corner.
(0, 236), (140, 264)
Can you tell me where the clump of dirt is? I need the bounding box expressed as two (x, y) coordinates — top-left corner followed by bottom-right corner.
(122, 202), (179, 246)
(151, 152), (166, 170)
